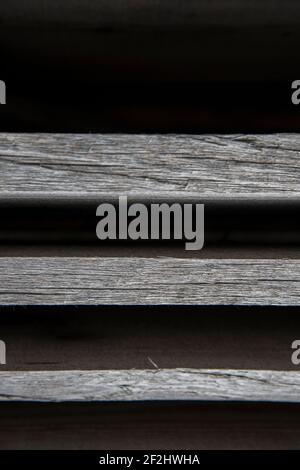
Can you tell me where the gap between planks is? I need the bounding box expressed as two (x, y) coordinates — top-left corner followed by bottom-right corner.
(1, 1), (299, 29)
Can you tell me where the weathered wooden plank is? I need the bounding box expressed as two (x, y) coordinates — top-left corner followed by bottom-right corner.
(0, 134), (300, 196)
(0, 257), (299, 305)
(0, 369), (299, 402)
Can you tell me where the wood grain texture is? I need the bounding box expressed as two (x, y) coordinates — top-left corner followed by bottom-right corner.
(0, 369), (300, 403)
(1, 133), (300, 197)
(0, 257), (299, 305)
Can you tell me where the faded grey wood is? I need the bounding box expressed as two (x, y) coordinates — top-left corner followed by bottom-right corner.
(1, 134), (300, 196)
(0, 257), (300, 305)
(0, 369), (300, 403)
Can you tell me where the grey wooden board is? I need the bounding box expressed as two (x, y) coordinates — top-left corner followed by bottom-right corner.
(0, 257), (300, 305)
(1, 134), (300, 197)
(0, 369), (300, 403)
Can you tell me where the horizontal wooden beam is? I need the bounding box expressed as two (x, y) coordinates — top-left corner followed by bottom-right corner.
(0, 257), (299, 305)
(1, 134), (300, 197)
(0, 369), (300, 402)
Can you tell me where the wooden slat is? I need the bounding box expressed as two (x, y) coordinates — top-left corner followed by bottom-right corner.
(0, 257), (299, 305)
(0, 369), (299, 403)
(1, 134), (300, 196)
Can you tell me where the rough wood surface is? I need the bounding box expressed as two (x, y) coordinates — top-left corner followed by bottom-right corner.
(0, 257), (299, 305)
(0, 369), (299, 403)
(1, 134), (300, 196)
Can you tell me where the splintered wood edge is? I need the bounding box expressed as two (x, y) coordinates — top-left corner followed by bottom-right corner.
(1, 133), (300, 197)
(0, 257), (299, 305)
(0, 369), (299, 403)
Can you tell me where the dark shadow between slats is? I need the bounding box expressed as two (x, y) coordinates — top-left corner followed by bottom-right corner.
(0, 306), (299, 371)
(0, 402), (300, 450)
(0, 197), (299, 257)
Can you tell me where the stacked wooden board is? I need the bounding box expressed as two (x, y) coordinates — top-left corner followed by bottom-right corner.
(0, 133), (299, 448)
